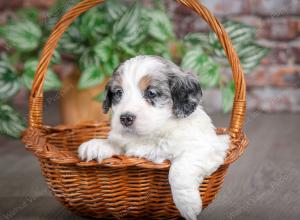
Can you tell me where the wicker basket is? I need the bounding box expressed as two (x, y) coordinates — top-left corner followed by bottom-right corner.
(22, 0), (248, 219)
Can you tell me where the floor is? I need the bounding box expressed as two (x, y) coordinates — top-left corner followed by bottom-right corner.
(0, 108), (299, 220)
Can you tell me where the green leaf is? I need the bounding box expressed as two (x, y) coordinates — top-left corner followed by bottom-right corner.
(0, 103), (26, 139)
(153, 0), (166, 11)
(110, 53), (120, 70)
(3, 20), (42, 52)
(209, 20), (257, 57)
(184, 32), (209, 45)
(113, 2), (144, 45)
(22, 60), (61, 91)
(79, 7), (109, 40)
(82, 38), (119, 79)
(207, 20), (269, 73)
(100, 53), (120, 77)
(16, 8), (39, 22)
(138, 41), (172, 60)
(221, 80), (235, 113)
(60, 21), (87, 56)
(106, 0), (127, 20)
(78, 66), (105, 89)
(48, 0), (79, 21)
(79, 48), (101, 70)
(239, 43), (270, 74)
(0, 61), (20, 100)
(225, 21), (256, 45)
(181, 48), (220, 88)
(94, 37), (114, 62)
(118, 42), (137, 56)
(0, 26), (4, 37)
(51, 49), (62, 65)
(144, 9), (174, 42)
(183, 32), (213, 53)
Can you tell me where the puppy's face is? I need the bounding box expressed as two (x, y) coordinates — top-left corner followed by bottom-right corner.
(103, 55), (202, 136)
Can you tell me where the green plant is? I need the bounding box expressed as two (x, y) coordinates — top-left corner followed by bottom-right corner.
(182, 21), (270, 112)
(0, 8), (62, 138)
(59, 1), (176, 90)
(59, 1), (268, 112)
(0, 1), (269, 139)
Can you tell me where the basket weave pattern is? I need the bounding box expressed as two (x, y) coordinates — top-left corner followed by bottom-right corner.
(22, 0), (248, 219)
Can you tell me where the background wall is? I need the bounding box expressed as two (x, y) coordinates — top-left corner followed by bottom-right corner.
(0, 0), (299, 112)
(166, 0), (300, 112)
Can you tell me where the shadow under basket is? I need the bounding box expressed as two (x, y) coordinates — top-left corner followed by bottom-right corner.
(22, 0), (249, 219)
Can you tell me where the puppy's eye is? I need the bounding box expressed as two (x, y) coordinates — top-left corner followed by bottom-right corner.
(114, 88), (123, 98)
(145, 89), (157, 99)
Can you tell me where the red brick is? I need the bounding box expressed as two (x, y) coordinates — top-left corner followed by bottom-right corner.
(172, 6), (201, 38)
(250, 0), (300, 16)
(170, 0), (300, 17)
(0, 0), (5, 10)
(231, 16), (263, 29)
(262, 47), (290, 65)
(258, 40), (294, 65)
(8, 0), (23, 9)
(290, 41), (300, 64)
(23, 0), (55, 9)
(0, 0), (55, 10)
(260, 17), (300, 41)
(246, 65), (300, 88)
(195, 0), (251, 16)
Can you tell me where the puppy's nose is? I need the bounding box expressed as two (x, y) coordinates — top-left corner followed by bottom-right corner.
(120, 113), (136, 127)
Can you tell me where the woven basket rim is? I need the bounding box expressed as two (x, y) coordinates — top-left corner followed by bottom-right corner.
(23, 125), (248, 169)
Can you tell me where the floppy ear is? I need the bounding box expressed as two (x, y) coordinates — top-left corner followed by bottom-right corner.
(169, 72), (202, 118)
(102, 81), (113, 114)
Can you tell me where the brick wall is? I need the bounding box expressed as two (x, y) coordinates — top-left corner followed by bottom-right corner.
(1, 0), (299, 112)
(165, 0), (300, 112)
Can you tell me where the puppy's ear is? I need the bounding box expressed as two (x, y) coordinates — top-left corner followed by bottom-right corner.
(102, 81), (113, 114)
(169, 71), (202, 118)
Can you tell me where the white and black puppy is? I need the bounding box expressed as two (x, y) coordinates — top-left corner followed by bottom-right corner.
(78, 55), (229, 220)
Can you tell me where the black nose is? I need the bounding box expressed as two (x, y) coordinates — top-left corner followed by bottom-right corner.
(120, 113), (136, 127)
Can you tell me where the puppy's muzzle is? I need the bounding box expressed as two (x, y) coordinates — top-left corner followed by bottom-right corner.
(120, 113), (136, 127)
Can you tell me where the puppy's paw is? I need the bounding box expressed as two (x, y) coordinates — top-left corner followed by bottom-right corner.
(173, 189), (202, 220)
(78, 139), (117, 163)
(152, 157), (166, 164)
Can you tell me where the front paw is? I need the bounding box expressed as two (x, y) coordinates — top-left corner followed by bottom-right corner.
(152, 157), (166, 164)
(78, 139), (116, 163)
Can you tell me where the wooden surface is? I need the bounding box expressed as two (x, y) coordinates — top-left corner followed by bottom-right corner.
(0, 106), (299, 220)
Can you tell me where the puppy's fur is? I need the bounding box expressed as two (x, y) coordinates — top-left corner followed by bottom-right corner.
(78, 55), (229, 220)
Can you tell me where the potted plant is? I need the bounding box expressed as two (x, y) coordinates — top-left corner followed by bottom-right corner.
(0, 0), (269, 138)
(57, 1), (181, 124)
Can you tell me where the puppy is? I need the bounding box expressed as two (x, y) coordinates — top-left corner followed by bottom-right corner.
(78, 55), (229, 220)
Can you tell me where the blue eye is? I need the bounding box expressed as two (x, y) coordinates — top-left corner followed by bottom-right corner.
(145, 89), (157, 99)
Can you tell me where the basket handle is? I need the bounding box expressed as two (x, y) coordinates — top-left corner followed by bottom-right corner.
(29, 0), (246, 138)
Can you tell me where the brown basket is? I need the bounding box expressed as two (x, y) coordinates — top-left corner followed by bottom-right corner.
(22, 0), (248, 219)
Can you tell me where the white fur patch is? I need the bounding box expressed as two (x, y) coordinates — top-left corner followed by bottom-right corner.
(78, 139), (121, 163)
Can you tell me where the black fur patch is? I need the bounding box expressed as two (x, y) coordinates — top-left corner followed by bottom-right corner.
(102, 81), (113, 114)
(102, 65), (124, 114)
(169, 72), (202, 118)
